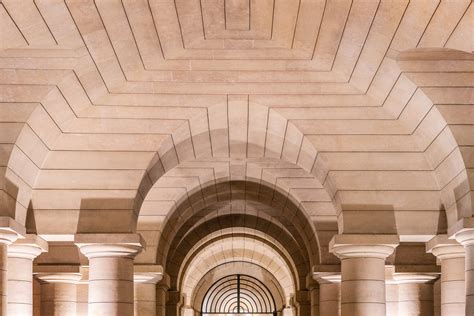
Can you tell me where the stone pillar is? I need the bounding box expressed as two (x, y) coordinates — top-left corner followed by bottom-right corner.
(134, 271), (163, 316)
(306, 275), (320, 316)
(385, 282), (398, 316)
(33, 278), (40, 316)
(453, 226), (474, 315)
(384, 267), (398, 316)
(76, 281), (88, 316)
(75, 233), (144, 316)
(182, 306), (194, 316)
(295, 290), (311, 316)
(166, 291), (183, 316)
(315, 274), (340, 316)
(433, 278), (441, 316)
(427, 235), (466, 315)
(7, 235), (47, 315)
(156, 274), (170, 316)
(36, 273), (82, 316)
(0, 217), (25, 315)
(393, 274), (437, 316)
(282, 306), (295, 316)
(330, 234), (399, 316)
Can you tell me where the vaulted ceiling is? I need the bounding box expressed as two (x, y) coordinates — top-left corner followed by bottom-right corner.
(0, 0), (473, 273)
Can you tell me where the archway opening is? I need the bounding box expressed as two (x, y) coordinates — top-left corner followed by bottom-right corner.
(200, 274), (278, 316)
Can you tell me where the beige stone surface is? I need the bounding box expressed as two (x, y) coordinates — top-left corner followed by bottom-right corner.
(0, 1), (472, 315)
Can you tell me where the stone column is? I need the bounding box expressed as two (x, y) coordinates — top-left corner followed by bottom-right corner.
(453, 225), (474, 315)
(0, 217), (25, 315)
(315, 274), (340, 316)
(384, 266), (398, 316)
(33, 278), (40, 316)
(36, 273), (82, 316)
(393, 274), (438, 316)
(134, 271), (163, 316)
(295, 290), (311, 316)
(7, 235), (47, 315)
(306, 275), (320, 316)
(75, 233), (144, 316)
(76, 281), (88, 316)
(166, 291), (183, 316)
(427, 235), (465, 315)
(330, 234), (399, 316)
(385, 282), (398, 316)
(182, 306), (194, 316)
(156, 274), (170, 316)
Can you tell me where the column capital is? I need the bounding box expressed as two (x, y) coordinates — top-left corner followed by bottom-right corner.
(74, 233), (145, 259)
(167, 290), (184, 305)
(0, 216), (26, 245)
(34, 265), (82, 284)
(294, 290), (310, 305)
(313, 272), (341, 284)
(306, 274), (319, 290)
(157, 273), (171, 290)
(36, 273), (82, 284)
(387, 273), (439, 285)
(134, 273), (163, 284)
(8, 234), (48, 260)
(134, 264), (164, 284)
(329, 234), (399, 259)
(449, 218), (474, 246)
(426, 234), (465, 260)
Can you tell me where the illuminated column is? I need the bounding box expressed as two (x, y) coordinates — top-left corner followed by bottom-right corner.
(75, 234), (144, 316)
(156, 274), (170, 316)
(0, 217), (25, 315)
(330, 234), (399, 316)
(36, 272), (82, 316)
(7, 235), (47, 315)
(453, 225), (474, 315)
(315, 274), (340, 316)
(306, 275), (320, 316)
(394, 274), (438, 316)
(427, 235), (465, 315)
(134, 270), (163, 316)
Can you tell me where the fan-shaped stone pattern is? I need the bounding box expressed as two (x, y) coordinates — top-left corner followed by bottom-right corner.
(0, 0), (472, 262)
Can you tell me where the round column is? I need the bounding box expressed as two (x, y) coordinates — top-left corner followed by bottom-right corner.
(315, 274), (340, 316)
(0, 229), (20, 315)
(182, 306), (195, 316)
(454, 228), (474, 315)
(427, 236), (465, 315)
(385, 281), (398, 316)
(330, 234), (399, 316)
(295, 290), (311, 316)
(394, 274), (437, 316)
(156, 274), (170, 316)
(306, 277), (320, 316)
(134, 273), (162, 316)
(36, 273), (82, 316)
(75, 234), (144, 316)
(76, 281), (88, 316)
(166, 291), (183, 316)
(7, 237), (47, 315)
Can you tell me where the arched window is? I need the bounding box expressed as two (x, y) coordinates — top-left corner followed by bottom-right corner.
(201, 274), (277, 315)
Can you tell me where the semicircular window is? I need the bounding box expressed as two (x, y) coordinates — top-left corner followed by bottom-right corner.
(201, 274), (277, 315)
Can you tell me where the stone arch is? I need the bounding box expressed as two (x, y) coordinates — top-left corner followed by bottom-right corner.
(396, 48), (473, 228)
(170, 221), (304, 291)
(135, 157), (340, 270)
(153, 176), (322, 267)
(192, 262), (287, 313)
(133, 100), (332, 224)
